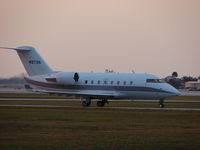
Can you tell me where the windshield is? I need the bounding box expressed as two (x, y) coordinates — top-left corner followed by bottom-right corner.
(146, 79), (165, 83)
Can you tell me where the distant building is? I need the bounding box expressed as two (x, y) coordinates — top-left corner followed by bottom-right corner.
(185, 80), (200, 91)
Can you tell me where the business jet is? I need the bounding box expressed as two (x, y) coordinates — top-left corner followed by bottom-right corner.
(0, 46), (180, 108)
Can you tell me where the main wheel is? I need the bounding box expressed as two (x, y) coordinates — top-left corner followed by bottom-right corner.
(82, 101), (87, 106)
(82, 100), (91, 107)
(159, 104), (165, 108)
(97, 101), (105, 107)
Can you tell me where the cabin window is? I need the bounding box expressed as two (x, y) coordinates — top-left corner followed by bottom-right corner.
(124, 81), (126, 85)
(117, 81), (120, 85)
(91, 80), (94, 84)
(98, 80), (100, 84)
(104, 80), (107, 84)
(111, 81), (114, 85)
(85, 80), (88, 84)
(130, 81), (133, 85)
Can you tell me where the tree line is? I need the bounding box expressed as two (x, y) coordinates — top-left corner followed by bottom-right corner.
(165, 72), (200, 89)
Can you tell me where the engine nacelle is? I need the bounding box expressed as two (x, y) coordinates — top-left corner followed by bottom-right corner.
(56, 72), (79, 85)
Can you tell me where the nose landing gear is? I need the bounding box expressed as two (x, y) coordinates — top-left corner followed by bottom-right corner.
(159, 99), (165, 108)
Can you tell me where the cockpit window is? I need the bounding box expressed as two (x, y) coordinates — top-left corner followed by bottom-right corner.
(146, 79), (165, 83)
(146, 79), (156, 83)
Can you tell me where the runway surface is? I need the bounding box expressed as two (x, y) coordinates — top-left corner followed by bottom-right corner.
(1, 97), (200, 111)
(0, 98), (200, 103)
(0, 104), (200, 111)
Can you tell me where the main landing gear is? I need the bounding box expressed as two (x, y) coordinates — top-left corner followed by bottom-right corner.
(82, 98), (108, 107)
(82, 98), (91, 107)
(159, 99), (165, 108)
(97, 99), (109, 107)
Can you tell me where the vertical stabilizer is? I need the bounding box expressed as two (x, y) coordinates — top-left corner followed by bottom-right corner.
(0, 46), (53, 76)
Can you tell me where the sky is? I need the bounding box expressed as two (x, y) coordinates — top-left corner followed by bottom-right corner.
(0, 0), (200, 78)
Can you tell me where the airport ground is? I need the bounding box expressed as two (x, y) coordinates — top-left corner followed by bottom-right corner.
(0, 93), (200, 150)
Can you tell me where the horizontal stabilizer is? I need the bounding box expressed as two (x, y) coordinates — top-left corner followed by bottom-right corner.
(0, 46), (31, 51)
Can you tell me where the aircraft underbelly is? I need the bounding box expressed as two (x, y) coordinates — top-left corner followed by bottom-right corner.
(119, 91), (159, 99)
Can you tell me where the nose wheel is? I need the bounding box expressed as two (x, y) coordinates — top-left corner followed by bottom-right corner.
(159, 99), (165, 108)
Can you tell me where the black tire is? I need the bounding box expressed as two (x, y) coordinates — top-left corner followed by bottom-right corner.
(97, 101), (105, 107)
(82, 101), (90, 107)
(159, 104), (165, 108)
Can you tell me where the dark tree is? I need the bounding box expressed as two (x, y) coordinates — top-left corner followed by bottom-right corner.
(181, 76), (197, 83)
(172, 72), (178, 77)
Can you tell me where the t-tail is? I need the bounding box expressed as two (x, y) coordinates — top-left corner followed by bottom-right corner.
(0, 46), (53, 76)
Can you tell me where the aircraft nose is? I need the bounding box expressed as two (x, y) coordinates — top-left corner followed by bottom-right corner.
(174, 89), (181, 96)
(171, 87), (181, 96)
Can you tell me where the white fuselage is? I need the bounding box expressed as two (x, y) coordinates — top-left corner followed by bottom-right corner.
(25, 71), (180, 100)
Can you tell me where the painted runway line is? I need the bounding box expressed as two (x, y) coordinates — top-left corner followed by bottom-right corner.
(0, 104), (200, 111)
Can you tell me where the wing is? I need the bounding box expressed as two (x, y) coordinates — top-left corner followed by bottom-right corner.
(32, 89), (121, 99)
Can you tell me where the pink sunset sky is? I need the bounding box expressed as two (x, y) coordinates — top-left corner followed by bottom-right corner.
(0, 0), (200, 78)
